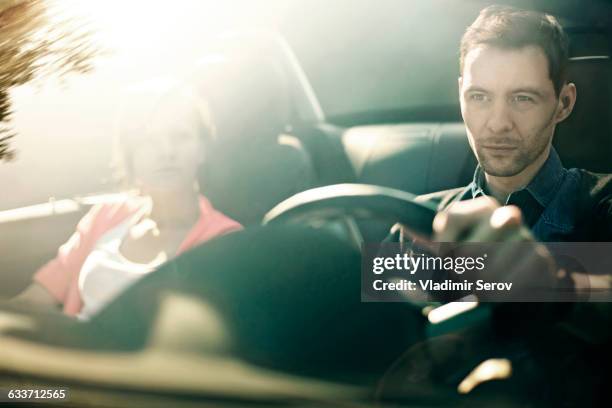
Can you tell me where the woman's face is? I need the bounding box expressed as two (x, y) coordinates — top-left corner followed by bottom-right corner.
(129, 102), (205, 193)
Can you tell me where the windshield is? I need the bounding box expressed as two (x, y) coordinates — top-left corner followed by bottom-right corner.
(2, 0), (610, 210)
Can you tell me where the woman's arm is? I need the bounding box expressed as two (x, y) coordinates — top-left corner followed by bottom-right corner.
(10, 202), (131, 315)
(11, 282), (61, 307)
(30, 201), (140, 315)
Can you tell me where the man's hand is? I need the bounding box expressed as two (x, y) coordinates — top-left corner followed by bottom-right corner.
(433, 196), (530, 242)
(431, 197), (559, 299)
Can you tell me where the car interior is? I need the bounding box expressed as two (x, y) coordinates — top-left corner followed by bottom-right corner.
(0, 0), (611, 406)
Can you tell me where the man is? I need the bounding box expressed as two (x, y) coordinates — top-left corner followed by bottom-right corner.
(388, 6), (612, 403)
(407, 6), (612, 296)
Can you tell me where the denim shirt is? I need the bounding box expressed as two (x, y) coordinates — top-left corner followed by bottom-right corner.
(460, 148), (582, 242)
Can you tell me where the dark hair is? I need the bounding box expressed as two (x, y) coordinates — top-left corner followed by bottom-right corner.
(460, 5), (569, 96)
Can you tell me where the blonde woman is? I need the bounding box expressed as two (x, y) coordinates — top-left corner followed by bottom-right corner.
(14, 83), (242, 319)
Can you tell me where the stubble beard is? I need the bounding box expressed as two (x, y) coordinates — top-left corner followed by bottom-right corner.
(475, 117), (556, 178)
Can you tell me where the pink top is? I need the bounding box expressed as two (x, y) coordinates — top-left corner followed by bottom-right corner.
(33, 194), (242, 316)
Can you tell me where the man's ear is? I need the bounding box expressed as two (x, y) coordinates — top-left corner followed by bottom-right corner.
(555, 82), (577, 123)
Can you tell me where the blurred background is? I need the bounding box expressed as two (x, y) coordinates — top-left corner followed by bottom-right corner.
(0, 0), (483, 210)
(1, 0), (609, 210)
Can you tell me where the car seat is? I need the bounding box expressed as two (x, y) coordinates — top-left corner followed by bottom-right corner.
(190, 34), (318, 226)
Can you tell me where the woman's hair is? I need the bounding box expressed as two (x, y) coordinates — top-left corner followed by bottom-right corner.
(111, 79), (216, 186)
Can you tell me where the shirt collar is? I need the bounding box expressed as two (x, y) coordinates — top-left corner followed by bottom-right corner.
(468, 147), (567, 207)
(524, 148), (567, 207)
(469, 165), (487, 199)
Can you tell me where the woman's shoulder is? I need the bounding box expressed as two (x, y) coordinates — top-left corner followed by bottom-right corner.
(213, 212), (243, 233)
(197, 195), (243, 233)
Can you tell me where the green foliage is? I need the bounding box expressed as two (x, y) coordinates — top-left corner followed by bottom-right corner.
(0, 0), (99, 161)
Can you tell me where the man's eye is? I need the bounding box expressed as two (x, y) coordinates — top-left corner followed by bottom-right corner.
(469, 93), (487, 102)
(512, 95), (535, 103)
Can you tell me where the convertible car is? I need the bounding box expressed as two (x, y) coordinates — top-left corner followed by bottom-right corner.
(0, 0), (611, 406)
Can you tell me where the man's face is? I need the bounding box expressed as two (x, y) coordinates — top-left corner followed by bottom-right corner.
(459, 45), (561, 177)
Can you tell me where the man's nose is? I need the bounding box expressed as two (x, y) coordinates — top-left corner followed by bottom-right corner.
(486, 100), (514, 134)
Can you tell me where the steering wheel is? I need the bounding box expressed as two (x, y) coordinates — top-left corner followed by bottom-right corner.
(262, 183), (437, 239)
(263, 183), (480, 312)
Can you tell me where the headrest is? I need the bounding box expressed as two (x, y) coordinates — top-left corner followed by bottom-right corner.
(188, 35), (292, 147)
(554, 56), (612, 173)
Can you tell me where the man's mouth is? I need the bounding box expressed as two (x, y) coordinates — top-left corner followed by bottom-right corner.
(481, 144), (518, 151)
